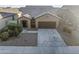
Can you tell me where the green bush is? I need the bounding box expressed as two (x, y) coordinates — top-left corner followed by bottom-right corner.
(0, 20), (22, 41)
(0, 32), (9, 41)
(7, 20), (18, 29)
(0, 33), (2, 38)
(14, 28), (20, 36)
(16, 25), (22, 32)
(8, 30), (14, 37)
(7, 23), (16, 30)
(7, 21), (22, 37)
(7, 21), (22, 31)
(0, 27), (8, 33)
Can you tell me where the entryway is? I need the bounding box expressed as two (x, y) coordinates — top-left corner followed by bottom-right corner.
(21, 20), (27, 27)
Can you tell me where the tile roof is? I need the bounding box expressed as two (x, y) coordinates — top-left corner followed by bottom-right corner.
(19, 6), (58, 17)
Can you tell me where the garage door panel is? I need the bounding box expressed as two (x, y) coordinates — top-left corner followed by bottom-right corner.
(38, 22), (56, 28)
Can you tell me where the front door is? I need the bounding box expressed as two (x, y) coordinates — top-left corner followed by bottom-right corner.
(21, 20), (27, 27)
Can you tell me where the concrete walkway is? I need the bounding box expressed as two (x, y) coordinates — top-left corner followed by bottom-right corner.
(0, 29), (78, 54)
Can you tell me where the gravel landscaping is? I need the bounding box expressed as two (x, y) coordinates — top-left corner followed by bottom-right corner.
(0, 33), (37, 46)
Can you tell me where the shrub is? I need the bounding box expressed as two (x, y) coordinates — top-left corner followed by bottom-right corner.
(0, 32), (9, 41)
(7, 21), (22, 32)
(0, 33), (2, 38)
(16, 25), (22, 32)
(7, 20), (18, 30)
(7, 21), (22, 37)
(0, 27), (8, 33)
(3, 27), (8, 32)
(8, 30), (14, 37)
(0, 20), (22, 41)
(14, 28), (20, 36)
(7, 23), (16, 30)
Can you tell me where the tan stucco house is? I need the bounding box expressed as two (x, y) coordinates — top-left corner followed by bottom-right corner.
(18, 12), (60, 29)
(19, 6), (60, 29)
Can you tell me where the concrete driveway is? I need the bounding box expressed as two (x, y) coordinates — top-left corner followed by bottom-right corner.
(38, 29), (66, 47)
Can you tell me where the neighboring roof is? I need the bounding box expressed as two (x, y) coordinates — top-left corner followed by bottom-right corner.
(0, 8), (21, 14)
(0, 12), (16, 18)
(19, 6), (59, 17)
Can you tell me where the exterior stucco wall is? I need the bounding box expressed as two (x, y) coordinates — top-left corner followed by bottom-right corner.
(35, 14), (59, 28)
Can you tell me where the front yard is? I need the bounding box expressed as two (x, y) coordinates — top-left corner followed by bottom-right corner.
(0, 20), (37, 46)
(0, 33), (37, 46)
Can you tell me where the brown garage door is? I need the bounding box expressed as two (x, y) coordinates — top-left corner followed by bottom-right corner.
(38, 22), (56, 28)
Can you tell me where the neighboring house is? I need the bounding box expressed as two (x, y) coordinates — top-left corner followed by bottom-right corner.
(0, 7), (22, 17)
(0, 12), (18, 30)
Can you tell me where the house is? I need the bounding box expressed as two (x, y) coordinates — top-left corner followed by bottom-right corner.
(0, 12), (18, 30)
(0, 7), (22, 17)
(19, 6), (60, 29)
